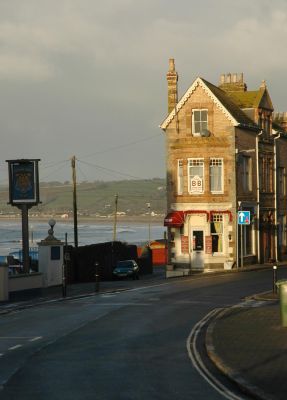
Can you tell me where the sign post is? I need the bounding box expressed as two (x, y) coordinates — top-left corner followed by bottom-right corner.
(237, 211), (250, 268)
(6, 159), (40, 274)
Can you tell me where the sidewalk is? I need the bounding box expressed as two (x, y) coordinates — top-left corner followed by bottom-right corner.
(206, 296), (287, 400)
(1, 262), (275, 309)
(0, 266), (167, 314)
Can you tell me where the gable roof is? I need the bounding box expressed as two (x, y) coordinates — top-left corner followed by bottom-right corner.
(160, 77), (259, 131)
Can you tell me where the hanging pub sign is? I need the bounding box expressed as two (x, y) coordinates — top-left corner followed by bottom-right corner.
(6, 159), (40, 206)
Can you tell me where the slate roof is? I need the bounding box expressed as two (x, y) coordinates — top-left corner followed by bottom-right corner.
(160, 77), (260, 131)
(200, 78), (259, 130)
(227, 90), (263, 108)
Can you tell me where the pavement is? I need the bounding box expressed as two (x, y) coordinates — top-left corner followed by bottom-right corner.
(1, 266), (167, 314)
(1, 263), (287, 399)
(206, 290), (287, 400)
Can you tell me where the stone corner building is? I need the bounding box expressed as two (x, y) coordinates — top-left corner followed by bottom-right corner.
(160, 59), (287, 276)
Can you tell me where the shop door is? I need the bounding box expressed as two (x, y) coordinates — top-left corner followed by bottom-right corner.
(191, 229), (204, 270)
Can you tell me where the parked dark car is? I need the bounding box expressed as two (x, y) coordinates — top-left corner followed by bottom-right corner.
(113, 260), (139, 280)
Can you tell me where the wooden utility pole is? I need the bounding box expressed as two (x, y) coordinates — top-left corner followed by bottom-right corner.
(147, 202), (151, 246)
(71, 156), (78, 248)
(113, 194), (118, 242)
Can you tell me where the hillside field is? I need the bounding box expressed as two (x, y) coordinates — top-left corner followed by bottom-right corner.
(0, 178), (166, 218)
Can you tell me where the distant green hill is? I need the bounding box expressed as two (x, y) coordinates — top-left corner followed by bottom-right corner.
(0, 179), (166, 217)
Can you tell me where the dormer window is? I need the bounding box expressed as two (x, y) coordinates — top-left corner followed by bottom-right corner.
(192, 109), (208, 136)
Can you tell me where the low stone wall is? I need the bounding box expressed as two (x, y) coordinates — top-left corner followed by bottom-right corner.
(8, 273), (43, 293)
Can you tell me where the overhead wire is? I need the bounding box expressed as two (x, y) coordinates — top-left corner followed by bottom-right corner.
(76, 162), (89, 181)
(39, 161), (69, 181)
(79, 133), (162, 159)
(41, 159), (69, 170)
(0, 132), (162, 184)
(77, 159), (145, 180)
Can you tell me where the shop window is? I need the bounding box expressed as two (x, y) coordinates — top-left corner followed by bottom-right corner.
(211, 214), (223, 253)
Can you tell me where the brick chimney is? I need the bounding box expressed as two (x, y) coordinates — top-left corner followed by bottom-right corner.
(273, 112), (287, 133)
(219, 72), (247, 92)
(166, 58), (178, 114)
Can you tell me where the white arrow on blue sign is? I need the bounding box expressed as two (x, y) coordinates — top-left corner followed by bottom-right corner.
(238, 211), (251, 225)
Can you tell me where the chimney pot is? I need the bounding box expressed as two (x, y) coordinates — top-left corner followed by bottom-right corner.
(169, 58), (175, 72)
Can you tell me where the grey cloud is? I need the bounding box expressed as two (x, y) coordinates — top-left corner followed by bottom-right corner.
(0, 0), (287, 182)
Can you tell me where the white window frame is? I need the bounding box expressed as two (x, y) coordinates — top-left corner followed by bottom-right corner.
(177, 159), (183, 195)
(279, 167), (286, 196)
(188, 158), (204, 194)
(192, 109), (208, 137)
(242, 156), (252, 192)
(210, 214), (224, 255)
(210, 158), (224, 193)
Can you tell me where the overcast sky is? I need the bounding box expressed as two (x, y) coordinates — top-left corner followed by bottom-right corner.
(0, 0), (287, 183)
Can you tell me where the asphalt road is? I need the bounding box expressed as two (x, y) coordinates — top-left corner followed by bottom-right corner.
(0, 268), (285, 400)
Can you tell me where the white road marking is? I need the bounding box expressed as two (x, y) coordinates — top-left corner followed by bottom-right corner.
(187, 309), (245, 400)
(232, 300), (267, 308)
(29, 336), (43, 342)
(8, 345), (22, 351)
(97, 303), (150, 306)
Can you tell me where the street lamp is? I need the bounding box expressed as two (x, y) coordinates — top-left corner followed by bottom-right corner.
(113, 194), (118, 242)
(48, 219), (56, 238)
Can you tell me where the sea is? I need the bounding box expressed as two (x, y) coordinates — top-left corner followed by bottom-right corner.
(0, 220), (166, 256)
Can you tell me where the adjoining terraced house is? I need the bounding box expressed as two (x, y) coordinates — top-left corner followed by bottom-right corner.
(161, 59), (287, 277)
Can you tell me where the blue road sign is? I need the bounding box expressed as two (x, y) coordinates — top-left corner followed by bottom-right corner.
(238, 211), (250, 225)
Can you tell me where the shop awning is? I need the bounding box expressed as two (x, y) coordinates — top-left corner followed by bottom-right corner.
(164, 211), (185, 227)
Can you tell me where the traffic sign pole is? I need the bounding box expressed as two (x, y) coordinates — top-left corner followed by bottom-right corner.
(237, 210), (251, 268)
(241, 224), (243, 268)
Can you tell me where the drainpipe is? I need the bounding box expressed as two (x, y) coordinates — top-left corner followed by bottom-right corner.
(256, 130), (263, 263)
(273, 132), (281, 262)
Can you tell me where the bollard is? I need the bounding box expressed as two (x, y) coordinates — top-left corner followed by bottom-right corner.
(95, 262), (100, 293)
(273, 265), (278, 294)
(0, 264), (9, 301)
(276, 280), (287, 327)
(62, 263), (67, 298)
